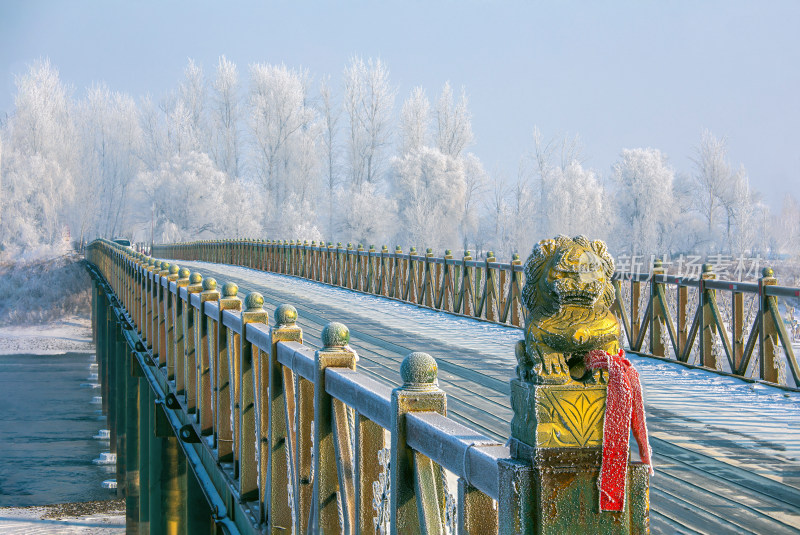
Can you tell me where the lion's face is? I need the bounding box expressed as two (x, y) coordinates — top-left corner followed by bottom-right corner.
(522, 235), (615, 314)
(546, 246), (607, 307)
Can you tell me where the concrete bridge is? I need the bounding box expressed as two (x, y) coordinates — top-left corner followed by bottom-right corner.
(86, 238), (800, 534)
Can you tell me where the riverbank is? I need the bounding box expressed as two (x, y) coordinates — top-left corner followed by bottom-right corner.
(0, 499), (124, 534)
(0, 315), (93, 355)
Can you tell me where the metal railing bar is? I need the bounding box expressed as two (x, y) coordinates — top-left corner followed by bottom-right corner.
(244, 322), (271, 352)
(737, 316), (761, 376)
(276, 341), (316, 382)
(705, 280), (759, 293)
(767, 299), (800, 384)
(221, 309), (242, 333)
(204, 301), (219, 320)
(680, 306), (702, 363)
(765, 285), (800, 298)
(405, 411), (506, 500)
(324, 367), (392, 429)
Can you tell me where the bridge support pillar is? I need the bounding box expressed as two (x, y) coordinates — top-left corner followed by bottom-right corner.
(161, 435), (185, 535)
(139, 377), (151, 534)
(114, 322), (127, 499)
(126, 351), (141, 533)
(184, 460), (214, 534)
(148, 391), (164, 535)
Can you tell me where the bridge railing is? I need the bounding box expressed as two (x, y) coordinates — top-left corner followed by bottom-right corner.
(87, 238), (520, 534)
(153, 239), (800, 389)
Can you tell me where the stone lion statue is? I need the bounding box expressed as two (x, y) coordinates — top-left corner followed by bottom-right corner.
(515, 235), (620, 384)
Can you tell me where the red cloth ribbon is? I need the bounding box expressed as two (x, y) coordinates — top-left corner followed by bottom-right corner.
(584, 349), (654, 512)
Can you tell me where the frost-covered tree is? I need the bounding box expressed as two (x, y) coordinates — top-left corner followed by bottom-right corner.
(138, 96), (168, 173)
(722, 166), (757, 256)
(318, 77), (341, 239)
(529, 128), (603, 239)
(178, 59), (207, 154)
(2, 154), (75, 256)
(400, 87), (430, 155)
(392, 146), (466, 249)
(691, 130), (731, 242)
(343, 56), (395, 187)
(335, 181), (396, 246)
(137, 151), (236, 241)
(775, 194), (800, 258)
(248, 62), (314, 221)
(611, 148), (675, 254)
(543, 161), (605, 238)
(210, 56), (241, 180)
(506, 160), (537, 255)
(11, 59), (76, 164)
(460, 152), (488, 249)
(436, 82), (473, 158)
(479, 171), (512, 256)
(531, 127), (585, 235)
(75, 84), (142, 242)
(1, 59), (78, 257)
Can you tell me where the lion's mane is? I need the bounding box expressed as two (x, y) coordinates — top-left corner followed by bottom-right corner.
(521, 235), (615, 315)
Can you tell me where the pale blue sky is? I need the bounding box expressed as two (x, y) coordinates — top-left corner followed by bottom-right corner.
(1, 1), (798, 209)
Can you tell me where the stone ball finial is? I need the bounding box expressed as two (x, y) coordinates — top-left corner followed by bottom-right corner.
(487, 251), (495, 258)
(178, 268), (191, 279)
(426, 248), (433, 254)
(322, 322), (350, 348)
(512, 253), (520, 261)
(702, 263), (713, 273)
(169, 264), (179, 275)
(161, 262), (170, 271)
(189, 272), (203, 284)
(245, 292), (264, 311)
(275, 304), (298, 326)
(445, 249), (452, 256)
(222, 282), (238, 297)
(202, 277), (217, 291)
(400, 352), (438, 386)
(653, 258), (662, 268)
(763, 267), (774, 278)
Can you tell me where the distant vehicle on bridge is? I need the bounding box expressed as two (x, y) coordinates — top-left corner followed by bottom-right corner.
(112, 238), (132, 248)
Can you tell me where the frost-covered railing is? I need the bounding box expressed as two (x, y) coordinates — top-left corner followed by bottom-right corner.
(153, 239), (800, 388)
(156, 240), (527, 326)
(615, 261), (799, 388)
(86, 238), (521, 534)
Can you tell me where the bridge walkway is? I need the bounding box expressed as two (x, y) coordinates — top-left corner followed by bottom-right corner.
(174, 260), (800, 535)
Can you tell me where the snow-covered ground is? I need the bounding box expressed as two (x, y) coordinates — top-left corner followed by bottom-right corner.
(0, 502), (124, 534)
(0, 316), (94, 355)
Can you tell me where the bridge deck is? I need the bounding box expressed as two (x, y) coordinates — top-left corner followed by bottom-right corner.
(175, 260), (800, 535)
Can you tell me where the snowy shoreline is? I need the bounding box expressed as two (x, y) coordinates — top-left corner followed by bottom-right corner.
(0, 500), (124, 534)
(0, 316), (94, 355)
